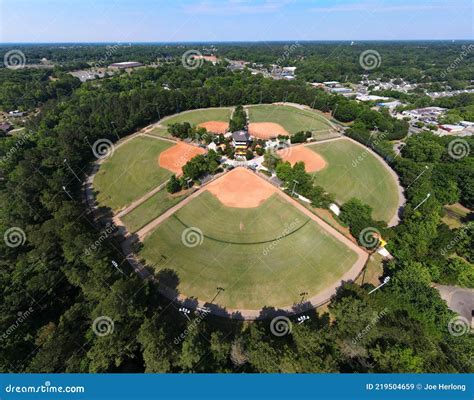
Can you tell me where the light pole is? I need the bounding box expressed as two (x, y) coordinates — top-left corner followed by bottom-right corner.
(110, 121), (120, 140)
(179, 307), (191, 321)
(291, 179), (299, 197)
(63, 158), (81, 182)
(62, 185), (73, 200)
(210, 287), (225, 304)
(368, 276), (391, 294)
(299, 291), (308, 304)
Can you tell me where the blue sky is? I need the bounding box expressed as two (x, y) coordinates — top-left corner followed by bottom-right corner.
(1, 0), (473, 42)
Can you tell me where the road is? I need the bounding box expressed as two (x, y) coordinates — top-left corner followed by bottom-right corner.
(435, 284), (474, 322)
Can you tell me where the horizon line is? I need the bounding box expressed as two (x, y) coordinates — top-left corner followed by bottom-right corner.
(0, 39), (473, 46)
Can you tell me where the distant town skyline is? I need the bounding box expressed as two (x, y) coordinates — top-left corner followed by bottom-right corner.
(1, 0), (473, 43)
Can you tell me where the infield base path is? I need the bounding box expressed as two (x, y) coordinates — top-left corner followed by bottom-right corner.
(206, 168), (277, 208)
(197, 121), (229, 134)
(158, 142), (206, 176)
(279, 145), (327, 172)
(248, 122), (289, 139)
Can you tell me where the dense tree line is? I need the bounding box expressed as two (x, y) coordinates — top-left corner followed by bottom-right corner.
(0, 61), (472, 374)
(0, 68), (81, 110)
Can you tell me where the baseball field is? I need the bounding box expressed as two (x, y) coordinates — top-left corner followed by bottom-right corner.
(93, 136), (174, 211)
(138, 168), (362, 310)
(307, 138), (400, 223)
(247, 104), (334, 138)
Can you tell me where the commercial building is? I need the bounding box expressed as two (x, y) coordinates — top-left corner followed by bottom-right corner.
(108, 61), (143, 69)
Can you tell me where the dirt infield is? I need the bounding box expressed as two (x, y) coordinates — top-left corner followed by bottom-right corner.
(278, 146), (327, 172)
(198, 121), (229, 134)
(158, 142), (206, 175)
(248, 122), (289, 139)
(206, 167), (278, 208)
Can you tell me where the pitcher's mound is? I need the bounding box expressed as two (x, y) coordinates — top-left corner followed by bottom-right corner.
(207, 168), (278, 208)
(248, 122), (289, 139)
(278, 146), (327, 172)
(198, 121), (229, 134)
(158, 142), (206, 175)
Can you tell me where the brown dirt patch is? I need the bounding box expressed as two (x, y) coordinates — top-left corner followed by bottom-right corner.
(206, 167), (278, 208)
(278, 146), (326, 172)
(158, 142), (206, 176)
(198, 121), (229, 134)
(248, 122), (289, 139)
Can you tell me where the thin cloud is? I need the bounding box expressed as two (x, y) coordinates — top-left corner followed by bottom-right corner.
(183, 0), (289, 15)
(310, 1), (471, 13)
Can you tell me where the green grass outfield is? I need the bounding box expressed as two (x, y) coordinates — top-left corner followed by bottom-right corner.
(94, 136), (173, 211)
(121, 189), (188, 233)
(161, 107), (233, 127)
(308, 138), (399, 223)
(247, 104), (334, 136)
(139, 191), (358, 310)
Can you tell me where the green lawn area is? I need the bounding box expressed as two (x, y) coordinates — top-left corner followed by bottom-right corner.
(442, 203), (471, 229)
(161, 107), (233, 126)
(147, 126), (170, 137)
(247, 104), (333, 135)
(308, 138), (400, 223)
(356, 253), (383, 286)
(121, 189), (188, 233)
(139, 191), (358, 310)
(94, 136), (173, 211)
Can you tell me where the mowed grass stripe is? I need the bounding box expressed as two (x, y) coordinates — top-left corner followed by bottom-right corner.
(175, 192), (308, 244)
(121, 189), (188, 233)
(94, 136), (173, 211)
(161, 107), (233, 126)
(247, 104), (333, 135)
(308, 138), (399, 222)
(172, 214), (310, 245)
(139, 191), (358, 310)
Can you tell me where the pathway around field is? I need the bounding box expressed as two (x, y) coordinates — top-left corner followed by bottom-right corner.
(129, 167), (368, 319)
(115, 181), (169, 218)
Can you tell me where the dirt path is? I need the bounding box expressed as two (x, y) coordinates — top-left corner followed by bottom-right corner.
(116, 181), (169, 218)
